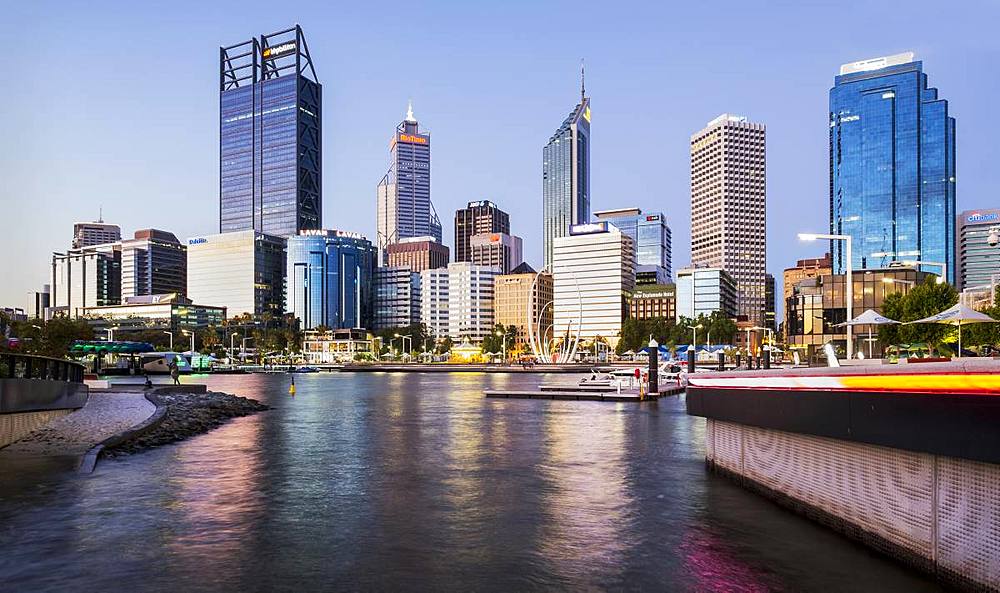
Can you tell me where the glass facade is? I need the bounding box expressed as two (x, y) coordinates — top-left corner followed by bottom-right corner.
(286, 231), (376, 330)
(121, 229), (186, 298)
(542, 97), (590, 268)
(674, 268), (737, 323)
(830, 55), (956, 283)
(220, 29), (322, 238)
(594, 209), (672, 282)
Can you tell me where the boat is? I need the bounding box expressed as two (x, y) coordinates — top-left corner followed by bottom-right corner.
(139, 352), (191, 374)
(292, 366), (320, 373)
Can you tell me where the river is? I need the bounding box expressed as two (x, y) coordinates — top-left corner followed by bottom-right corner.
(0, 373), (943, 592)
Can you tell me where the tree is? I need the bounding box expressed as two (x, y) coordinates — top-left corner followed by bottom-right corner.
(10, 316), (94, 358)
(481, 324), (517, 357)
(879, 277), (958, 354)
(436, 336), (453, 355)
(964, 290), (1000, 351)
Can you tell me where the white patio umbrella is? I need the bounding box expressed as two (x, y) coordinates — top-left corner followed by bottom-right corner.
(834, 308), (900, 359)
(904, 303), (1000, 358)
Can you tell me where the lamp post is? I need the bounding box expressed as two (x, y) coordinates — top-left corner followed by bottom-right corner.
(105, 326), (118, 342)
(231, 332), (239, 362)
(163, 330), (173, 351)
(182, 329), (195, 354)
(393, 333), (411, 358)
(495, 329), (507, 364)
(898, 260), (947, 284)
(687, 324), (702, 347)
(242, 337), (251, 362)
(799, 232), (854, 359)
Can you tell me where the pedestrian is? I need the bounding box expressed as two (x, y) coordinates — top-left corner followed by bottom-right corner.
(169, 360), (180, 386)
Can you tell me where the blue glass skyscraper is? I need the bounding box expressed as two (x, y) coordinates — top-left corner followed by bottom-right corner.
(542, 72), (590, 269)
(220, 26), (322, 237)
(286, 231), (376, 330)
(594, 207), (672, 282)
(830, 53), (956, 283)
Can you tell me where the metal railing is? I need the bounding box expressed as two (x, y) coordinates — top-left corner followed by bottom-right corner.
(0, 353), (86, 383)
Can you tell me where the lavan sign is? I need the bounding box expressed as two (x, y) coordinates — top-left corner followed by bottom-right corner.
(967, 213), (999, 223)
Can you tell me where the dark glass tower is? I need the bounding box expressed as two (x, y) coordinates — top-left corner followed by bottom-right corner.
(542, 74), (590, 269)
(454, 200), (510, 262)
(830, 53), (956, 283)
(220, 25), (322, 237)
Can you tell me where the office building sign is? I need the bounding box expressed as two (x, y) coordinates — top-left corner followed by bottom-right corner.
(262, 42), (296, 60)
(967, 213), (998, 223)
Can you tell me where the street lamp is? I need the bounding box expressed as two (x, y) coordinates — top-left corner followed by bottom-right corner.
(898, 260), (947, 284)
(393, 333), (411, 358)
(163, 330), (174, 351)
(495, 328), (507, 364)
(799, 232), (854, 359)
(687, 323), (702, 346)
(230, 332), (239, 362)
(182, 329), (195, 354)
(105, 325), (118, 342)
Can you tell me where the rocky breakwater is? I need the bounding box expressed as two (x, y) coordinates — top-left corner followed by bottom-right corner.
(106, 389), (269, 456)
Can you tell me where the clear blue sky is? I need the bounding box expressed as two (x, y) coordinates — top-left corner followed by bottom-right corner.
(3, 0), (998, 313)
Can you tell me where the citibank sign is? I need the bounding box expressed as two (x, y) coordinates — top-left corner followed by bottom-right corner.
(968, 213), (999, 223)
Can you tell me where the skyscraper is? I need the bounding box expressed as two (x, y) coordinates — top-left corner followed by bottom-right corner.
(830, 52), (956, 284)
(454, 200), (510, 262)
(470, 232), (523, 274)
(51, 243), (122, 317)
(186, 231), (285, 318)
(377, 103), (442, 262)
(542, 73), (590, 269)
(594, 207), (673, 283)
(956, 209), (1000, 291)
(121, 229), (186, 298)
(220, 25), (322, 237)
(691, 114), (767, 324)
(285, 230), (375, 330)
(72, 219), (120, 249)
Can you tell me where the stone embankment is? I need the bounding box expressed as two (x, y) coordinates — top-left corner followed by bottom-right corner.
(104, 389), (269, 457)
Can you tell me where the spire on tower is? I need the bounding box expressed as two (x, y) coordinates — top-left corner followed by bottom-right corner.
(405, 99), (416, 123)
(580, 58), (586, 101)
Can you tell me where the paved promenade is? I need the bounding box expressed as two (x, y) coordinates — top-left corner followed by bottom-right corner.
(0, 391), (155, 460)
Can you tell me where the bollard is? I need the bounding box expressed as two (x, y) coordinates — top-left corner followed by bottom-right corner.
(735, 354), (742, 369)
(647, 342), (659, 395)
(763, 349), (770, 369)
(717, 351), (725, 372)
(687, 348), (696, 376)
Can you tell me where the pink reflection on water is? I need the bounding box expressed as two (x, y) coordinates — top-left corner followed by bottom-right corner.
(680, 527), (780, 593)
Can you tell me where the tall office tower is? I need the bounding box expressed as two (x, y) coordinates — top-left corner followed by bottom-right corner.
(186, 231), (286, 318)
(674, 267), (738, 324)
(72, 220), (121, 249)
(594, 207), (673, 283)
(454, 200), (510, 262)
(385, 236), (449, 272)
(764, 273), (776, 330)
(376, 102), (442, 262)
(51, 243), (122, 318)
(285, 230), (375, 330)
(830, 53), (956, 283)
(26, 285), (50, 319)
(691, 113), (767, 324)
(552, 222), (634, 349)
(446, 262), (500, 344)
(542, 74), (590, 269)
(420, 267), (449, 340)
(373, 267), (421, 331)
(956, 209), (1000, 291)
(494, 263), (553, 349)
(220, 26), (322, 237)
(469, 232), (523, 274)
(120, 230), (186, 298)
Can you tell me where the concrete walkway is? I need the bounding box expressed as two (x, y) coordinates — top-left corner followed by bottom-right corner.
(0, 391), (156, 460)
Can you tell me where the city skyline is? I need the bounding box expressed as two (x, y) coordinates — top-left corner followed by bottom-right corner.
(3, 1), (998, 310)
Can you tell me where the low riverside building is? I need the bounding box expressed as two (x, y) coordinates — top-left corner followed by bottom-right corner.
(674, 266), (737, 323)
(552, 222), (635, 350)
(373, 266), (421, 331)
(285, 230), (376, 330)
(494, 263), (552, 349)
(386, 236), (449, 272)
(80, 293), (225, 333)
(785, 266), (932, 363)
(469, 232), (523, 274)
(782, 253), (832, 303)
(301, 329), (373, 364)
(630, 283), (676, 320)
(51, 242), (122, 318)
(186, 230), (285, 318)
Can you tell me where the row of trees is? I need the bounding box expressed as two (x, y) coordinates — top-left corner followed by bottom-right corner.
(879, 278), (1000, 354)
(615, 311), (738, 355)
(1, 314), (95, 358)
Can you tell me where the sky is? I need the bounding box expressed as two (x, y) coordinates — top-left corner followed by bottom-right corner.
(2, 0), (999, 315)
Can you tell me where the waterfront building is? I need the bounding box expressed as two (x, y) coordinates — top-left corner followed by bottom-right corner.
(121, 229), (186, 299)
(956, 208), (1000, 291)
(376, 102), (442, 262)
(552, 222), (634, 349)
(674, 267), (737, 323)
(419, 267), (449, 341)
(542, 80), (590, 269)
(285, 230), (375, 330)
(301, 328), (373, 364)
(26, 285), (50, 320)
(494, 263), (552, 349)
(830, 52), (956, 284)
(783, 253), (833, 303)
(72, 219), (121, 249)
(454, 200), (510, 263)
(51, 243), (122, 318)
(219, 26), (322, 237)
(691, 113), (767, 325)
(186, 230), (285, 318)
(786, 266), (932, 363)
(81, 293), (225, 333)
(446, 262), (500, 344)
(594, 207), (673, 283)
(469, 232), (523, 274)
(630, 284), (676, 321)
(385, 236), (449, 272)
(373, 266), (421, 331)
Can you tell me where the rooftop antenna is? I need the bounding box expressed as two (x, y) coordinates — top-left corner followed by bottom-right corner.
(580, 58), (586, 101)
(98, 205), (103, 223)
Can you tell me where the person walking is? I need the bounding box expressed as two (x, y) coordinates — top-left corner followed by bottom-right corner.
(169, 360), (180, 386)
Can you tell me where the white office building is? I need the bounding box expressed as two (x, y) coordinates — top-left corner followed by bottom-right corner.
(186, 230), (285, 318)
(552, 222), (635, 349)
(420, 267), (450, 341)
(446, 262), (500, 343)
(675, 266), (738, 323)
(50, 243), (122, 318)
